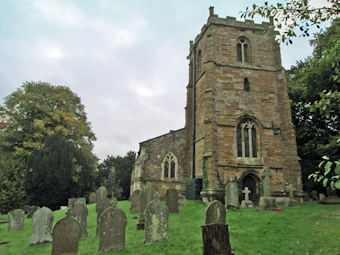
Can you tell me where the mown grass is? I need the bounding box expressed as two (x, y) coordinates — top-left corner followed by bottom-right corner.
(0, 200), (339, 255)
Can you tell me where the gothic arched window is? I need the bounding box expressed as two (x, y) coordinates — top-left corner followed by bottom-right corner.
(197, 50), (202, 75)
(162, 152), (178, 179)
(244, 78), (250, 91)
(237, 120), (258, 158)
(237, 38), (249, 63)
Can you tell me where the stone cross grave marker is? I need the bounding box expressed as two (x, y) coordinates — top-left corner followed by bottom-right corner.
(8, 209), (25, 232)
(29, 207), (54, 245)
(69, 200), (88, 239)
(51, 213), (80, 255)
(165, 188), (179, 213)
(261, 167), (273, 197)
(130, 190), (141, 212)
(243, 187), (251, 201)
(225, 175), (240, 209)
(144, 196), (169, 244)
(138, 184), (157, 230)
(287, 184), (295, 199)
(205, 200), (226, 225)
(98, 203), (127, 253)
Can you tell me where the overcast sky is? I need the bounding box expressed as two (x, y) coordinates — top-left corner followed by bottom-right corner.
(0, 0), (328, 161)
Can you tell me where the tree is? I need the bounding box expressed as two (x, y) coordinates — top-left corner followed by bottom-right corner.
(0, 81), (96, 161)
(25, 133), (96, 210)
(97, 151), (136, 200)
(242, 0), (339, 44)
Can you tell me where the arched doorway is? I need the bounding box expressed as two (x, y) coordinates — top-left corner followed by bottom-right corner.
(241, 172), (260, 204)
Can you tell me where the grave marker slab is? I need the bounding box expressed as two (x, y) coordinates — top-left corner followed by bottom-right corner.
(89, 192), (96, 204)
(165, 188), (179, 213)
(51, 214), (80, 255)
(69, 200), (88, 238)
(205, 200), (226, 225)
(130, 190), (141, 212)
(225, 175), (239, 209)
(138, 184), (157, 230)
(8, 209), (25, 232)
(29, 207), (54, 245)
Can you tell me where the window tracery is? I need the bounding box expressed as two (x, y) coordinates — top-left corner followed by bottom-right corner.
(162, 152), (178, 179)
(237, 120), (258, 158)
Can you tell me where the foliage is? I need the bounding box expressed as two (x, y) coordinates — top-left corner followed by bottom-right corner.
(242, 0), (340, 44)
(25, 133), (96, 210)
(96, 151), (136, 200)
(0, 154), (26, 214)
(0, 81), (96, 160)
(1, 201), (340, 255)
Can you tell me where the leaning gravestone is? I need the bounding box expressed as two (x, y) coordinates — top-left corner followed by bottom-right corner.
(96, 199), (112, 236)
(240, 187), (254, 208)
(29, 207), (54, 245)
(69, 200), (88, 239)
(89, 192), (96, 204)
(225, 175), (240, 209)
(98, 203), (127, 252)
(138, 184), (157, 230)
(8, 209), (25, 232)
(130, 190), (141, 212)
(144, 196), (169, 244)
(165, 188), (179, 213)
(25, 205), (39, 218)
(205, 200), (226, 225)
(51, 213), (81, 255)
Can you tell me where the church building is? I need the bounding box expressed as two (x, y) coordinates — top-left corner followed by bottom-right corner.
(130, 7), (302, 203)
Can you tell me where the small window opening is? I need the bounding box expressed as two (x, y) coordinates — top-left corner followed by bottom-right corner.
(244, 78), (250, 91)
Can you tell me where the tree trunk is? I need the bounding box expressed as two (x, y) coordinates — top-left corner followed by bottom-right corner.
(201, 224), (233, 255)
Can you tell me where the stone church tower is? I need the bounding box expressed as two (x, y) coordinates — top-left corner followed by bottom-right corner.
(130, 7), (302, 203)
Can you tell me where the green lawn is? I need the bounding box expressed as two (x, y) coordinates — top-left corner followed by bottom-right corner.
(1, 200), (339, 255)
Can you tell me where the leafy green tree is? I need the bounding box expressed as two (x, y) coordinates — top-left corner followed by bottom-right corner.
(25, 133), (96, 210)
(97, 151), (136, 200)
(0, 81), (96, 160)
(0, 154), (26, 213)
(242, 0), (339, 43)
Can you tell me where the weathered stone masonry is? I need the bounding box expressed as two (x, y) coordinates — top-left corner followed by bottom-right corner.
(130, 7), (302, 203)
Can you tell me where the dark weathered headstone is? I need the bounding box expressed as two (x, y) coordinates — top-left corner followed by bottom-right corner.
(165, 188), (179, 213)
(144, 196), (169, 244)
(69, 200), (88, 239)
(29, 207), (54, 245)
(96, 199), (112, 236)
(130, 190), (141, 212)
(201, 224), (233, 255)
(25, 205), (39, 218)
(89, 192), (96, 204)
(68, 198), (77, 208)
(138, 184), (157, 230)
(8, 209), (25, 232)
(98, 204), (127, 252)
(205, 200), (226, 225)
(51, 213), (81, 255)
(225, 175), (240, 209)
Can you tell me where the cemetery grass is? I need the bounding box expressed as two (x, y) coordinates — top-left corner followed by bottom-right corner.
(0, 201), (340, 255)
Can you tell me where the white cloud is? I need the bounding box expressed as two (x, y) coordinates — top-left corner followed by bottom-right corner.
(44, 46), (64, 59)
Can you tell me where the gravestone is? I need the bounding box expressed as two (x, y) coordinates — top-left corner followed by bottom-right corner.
(165, 188), (179, 213)
(225, 175), (239, 209)
(205, 200), (226, 225)
(201, 224), (233, 255)
(69, 200), (88, 239)
(68, 198), (77, 208)
(144, 196), (169, 244)
(77, 197), (86, 205)
(130, 190), (141, 212)
(96, 199), (112, 236)
(138, 184), (157, 230)
(89, 192), (96, 204)
(96, 186), (108, 203)
(51, 213), (81, 255)
(179, 195), (186, 206)
(240, 187), (254, 208)
(8, 209), (25, 232)
(98, 203), (127, 252)
(29, 207), (54, 245)
(261, 167), (272, 197)
(25, 205), (39, 218)
(275, 197), (290, 208)
(286, 184), (298, 206)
